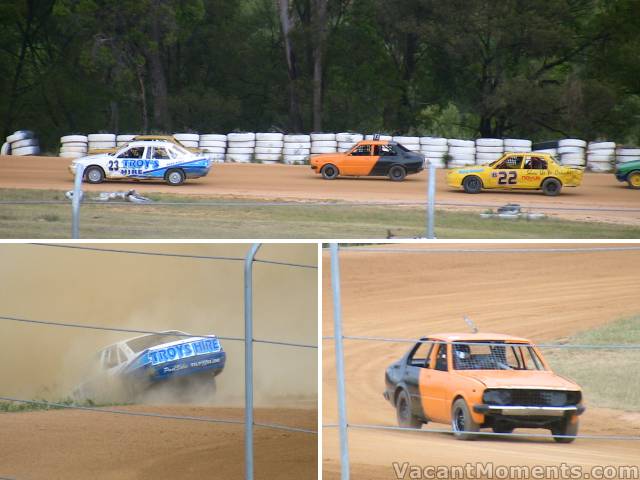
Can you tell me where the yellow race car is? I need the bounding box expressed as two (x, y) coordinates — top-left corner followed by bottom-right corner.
(447, 152), (583, 196)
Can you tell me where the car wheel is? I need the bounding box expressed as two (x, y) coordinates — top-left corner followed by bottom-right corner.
(388, 165), (406, 182)
(451, 398), (479, 440)
(551, 417), (578, 443)
(541, 178), (562, 196)
(492, 425), (514, 434)
(396, 390), (422, 429)
(84, 166), (105, 184)
(462, 176), (483, 194)
(321, 164), (339, 180)
(627, 172), (640, 189)
(166, 169), (185, 186)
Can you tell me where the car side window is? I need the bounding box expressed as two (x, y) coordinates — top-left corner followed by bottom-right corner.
(495, 156), (523, 169)
(350, 145), (372, 156)
(117, 147), (144, 159)
(374, 144), (396, 156)
(153, 147), (171, 160)
(434, 344), (448, 371)
(409, 341), (433, 368)
(167, 146), (178, 159)
(524, 156), (547, 169)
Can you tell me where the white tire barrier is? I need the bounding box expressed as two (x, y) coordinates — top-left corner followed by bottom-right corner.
(12, 145), (40, 156)
(420, 137), (447, 146)
(310, 146), (338, 154)
(448, 139), (474, 148)
(475, 145), (503, 153)
(558, 138), (587, 148)
(6, 130), (34, 143)
(200, 134), (227, 142)
(475, 138), (503, 147)
(284, 134), (311, 164)
(312, 140), (338, 148)
(256, 132), (284, 142)
(173, 133), (199, 143)
(199, 140), (226, 149)
(589, 161), (614, 172)
(61, 135), (88, 143)
(284, 134), (311, 142)
(226, 147), (254, 154)
(87, 133), (116, 142)
(227, 132), (256, 142)
(1, 142), (9, 155)
(336, 132), (363, 143)
(116, 134), (136, 146)
(255, 140), (284, 148)
(589, 141), (615, 150)
(310, 133), (336, 141)
(225, 153), (252, 163)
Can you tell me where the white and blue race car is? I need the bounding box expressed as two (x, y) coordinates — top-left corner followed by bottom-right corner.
(68, 140), (211, 186)
(73, 330), (226, 401)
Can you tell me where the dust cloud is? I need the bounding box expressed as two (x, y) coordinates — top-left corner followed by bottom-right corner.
(0, 243), (317, 407)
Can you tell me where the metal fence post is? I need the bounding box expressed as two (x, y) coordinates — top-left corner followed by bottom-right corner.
(329, 243), (350, 480)
(426, 161), (436, 239)
(244, 243), (261, 480)
(71, 164), (84, 239)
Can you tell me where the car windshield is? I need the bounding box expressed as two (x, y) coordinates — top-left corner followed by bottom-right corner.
(395, 143), (410, 152)
(125, 332), (189, 353)
(452, 342), (545, 371)
(172, 144), (190, 156)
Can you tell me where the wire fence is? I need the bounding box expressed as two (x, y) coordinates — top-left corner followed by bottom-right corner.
(326, 243), (640, 480)
(0, 243), (318, 480)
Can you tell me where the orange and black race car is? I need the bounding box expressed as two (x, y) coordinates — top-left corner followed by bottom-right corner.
(310, 140), (425, 181)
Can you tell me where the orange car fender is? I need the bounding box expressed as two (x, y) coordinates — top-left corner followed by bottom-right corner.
(447, 377), (486, 425)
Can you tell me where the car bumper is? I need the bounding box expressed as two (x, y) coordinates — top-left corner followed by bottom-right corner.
(473, 404), (585, 417)
(615, 173), (626, 182)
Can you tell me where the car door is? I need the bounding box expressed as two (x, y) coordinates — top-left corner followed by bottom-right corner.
(370, 143), (401, 176)
(403, 340), (434, 418)
(520, 154), (548, 188)
(113, 146), (146, 177)
(487, 155), (524, 188)
(419, 342), (451, 423)
(340, 143), (375, 176)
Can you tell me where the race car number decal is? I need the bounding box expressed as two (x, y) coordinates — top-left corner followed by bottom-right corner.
(148, 338), (220, 366)
(497, 171), (517, 185)
(108, 160), (119, 171)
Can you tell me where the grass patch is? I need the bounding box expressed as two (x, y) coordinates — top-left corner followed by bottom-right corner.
(1, 188), (640, 238)
(545, 315), (640, 411)
(0, 397), (127, 413)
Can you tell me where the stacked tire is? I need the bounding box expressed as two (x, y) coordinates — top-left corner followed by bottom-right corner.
(616, 146), (640, 168)
(419, 137), (448, 168)
(226, 132), (255, 163)
(199, 134), (227, 163)
(587, 142), (616, 172)
(448, 139), (475, 167)
(311, 133), (337, 155)
(283, 134), (311, 165)
(557, 139), (586, 167)
(173, 133), (199, 149)
(254, 133), (284, 164)
(336, 132), (363, 153)
(59, 135), (88, 158)
(4, 130), (40, 156)
(393, 136), (420, 152)
(475, 138), (503, 164)
(504, 138), (532, 154)
(116, 134), (136, 147)
(88, 133), (116, 152)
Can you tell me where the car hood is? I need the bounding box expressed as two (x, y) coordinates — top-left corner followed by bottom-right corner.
(456, 370), (580, 390)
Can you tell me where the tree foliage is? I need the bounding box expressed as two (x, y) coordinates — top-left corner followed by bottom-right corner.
(1, 0), (639, 150)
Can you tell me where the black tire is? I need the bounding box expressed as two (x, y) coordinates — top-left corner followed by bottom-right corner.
(627, 171), (640, 189)
(551, 417), (578, 443)
(165, 168), (185, 186)
(388, 165), (406, 182)
(492, 425), (514, 434)
(462, 175), (483, 194)
(541, 177), (562, 196)
(84, 165), (105, 184)
(451, 398), (480, 440)
(321, 164), (339, 180)
(396, 390), (422, 429)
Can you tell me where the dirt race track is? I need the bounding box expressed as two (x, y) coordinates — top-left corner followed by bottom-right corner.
(322, 245), (640, 479)
(1, 155), (639, 224)
(0, 406), (316, 480)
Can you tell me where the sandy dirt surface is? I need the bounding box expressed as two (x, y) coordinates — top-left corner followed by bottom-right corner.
(0, 244), (318, 479)
(0, 406), (316, 480)
(1, 155), (639, 224)
(322, 244), (640, 479)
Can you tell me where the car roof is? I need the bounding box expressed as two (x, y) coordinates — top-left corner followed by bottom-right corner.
(422, 332), (532, 343)
(101, 330), (190, 351)
(120, 140), (177, 148)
